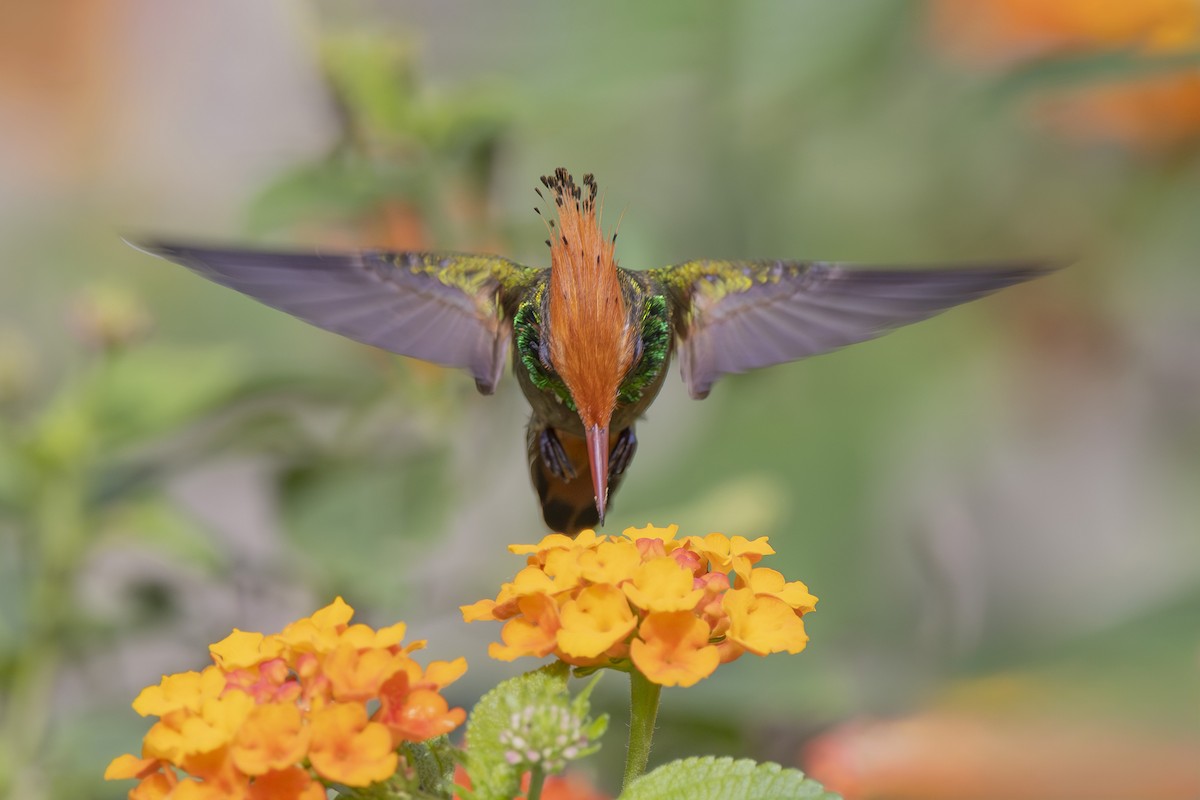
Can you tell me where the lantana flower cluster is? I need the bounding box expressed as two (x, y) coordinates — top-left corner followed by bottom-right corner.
(462, 524), (817, 687)
(105, 598), (466, 800)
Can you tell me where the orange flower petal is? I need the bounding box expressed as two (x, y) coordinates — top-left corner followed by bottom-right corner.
(489, 594), (560, 661)
(630, 611), (720, 687)
(231, 703), (310, 776)
(308, 702), (398, 787)
(248, 766), (326, 800)
(377, 687), (466, 743)
(323, 645), (410, 702)
(129, 771), (175, 800)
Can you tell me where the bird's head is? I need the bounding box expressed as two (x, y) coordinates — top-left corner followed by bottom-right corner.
(538, 169), (634, 524)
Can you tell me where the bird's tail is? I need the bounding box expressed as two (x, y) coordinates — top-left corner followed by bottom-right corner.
(526, 422), (626, 536)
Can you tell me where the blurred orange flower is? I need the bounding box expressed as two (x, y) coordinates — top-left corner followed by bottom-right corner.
(928, 0), (1200, 149)
(462, 524), (817, 687)
(106, 598), (467, 799)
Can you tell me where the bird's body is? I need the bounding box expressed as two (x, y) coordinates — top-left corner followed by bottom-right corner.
(135, 169), (1050, 534)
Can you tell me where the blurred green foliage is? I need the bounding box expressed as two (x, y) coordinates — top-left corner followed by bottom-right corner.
(1, 3), (1199, 798)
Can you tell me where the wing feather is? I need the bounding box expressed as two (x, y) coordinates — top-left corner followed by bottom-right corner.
(653, 260), (1052, 398)
(131, 241), (537, 394)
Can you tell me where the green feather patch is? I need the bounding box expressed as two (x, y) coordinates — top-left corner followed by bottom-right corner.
(618, 294), (670, 405)
(514, 301), (576, 411)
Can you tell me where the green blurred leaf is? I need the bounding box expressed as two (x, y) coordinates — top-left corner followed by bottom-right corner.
(244, 153), (423, 237)
(321, 34), (417, 140)
(620, 756), (839, 800)
(89, 345), (246, 448)
(282, 454), (450, 599)
(98, 498), (221, 569)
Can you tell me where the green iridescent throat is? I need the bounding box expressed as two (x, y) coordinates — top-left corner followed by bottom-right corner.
(514, 301), (576, 411)
(618, 295), (670, 405)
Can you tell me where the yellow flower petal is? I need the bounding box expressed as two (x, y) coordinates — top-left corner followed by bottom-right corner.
(723, 588), (808, 655)
(540, 548), (585, 593)
(680, 532), (731, 570)
(630, 611), (720, 687)
(744, 567), (818, 612)
(460, 598), (498, 622)
(622, 557), (704, 613)
(104, 754), (159, 781)
(495, 565), (559, 605)
(622, 523), (680, 548)
(730, 535), (775, 559)
(422, 657), (468, 688)
(372, 621), (408, 648)
(132, 666), (225, 717)
(578, 540), (642, 585)
(556, 584), (637, 659)
(509, 533), (574, 555)
(310, 597), (355, 629)
(210, 630), (283, 672)
(275, 597), (355, 655)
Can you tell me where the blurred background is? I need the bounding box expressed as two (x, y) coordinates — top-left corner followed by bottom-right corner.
(2, 1), (1199, 798)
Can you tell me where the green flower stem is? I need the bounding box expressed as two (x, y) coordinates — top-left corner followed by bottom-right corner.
(526, 765), (545, 800)
(622, 669), (662, 791)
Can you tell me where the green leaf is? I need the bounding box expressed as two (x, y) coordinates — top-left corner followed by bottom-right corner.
(463, 663), (570, 800)
(619, 756), (841, 800)
(402, 736), (460, 798)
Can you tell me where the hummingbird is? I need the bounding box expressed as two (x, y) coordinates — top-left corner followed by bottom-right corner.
(133, 168), (1049, 535)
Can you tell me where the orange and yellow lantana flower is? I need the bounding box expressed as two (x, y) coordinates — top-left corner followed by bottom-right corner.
(106, 598), (466, 799)
(462, 524), (817, 687)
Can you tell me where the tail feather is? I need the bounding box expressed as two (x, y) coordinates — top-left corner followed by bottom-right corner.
(527, 423), (626, 535)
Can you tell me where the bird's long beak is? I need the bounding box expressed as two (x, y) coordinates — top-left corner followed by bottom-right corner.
(585, 423), (610, 525)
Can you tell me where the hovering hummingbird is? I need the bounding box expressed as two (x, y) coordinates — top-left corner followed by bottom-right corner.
(134, 168), (1049, 535)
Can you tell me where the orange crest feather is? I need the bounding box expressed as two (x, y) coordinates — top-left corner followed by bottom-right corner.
(540, 169), (633, 426)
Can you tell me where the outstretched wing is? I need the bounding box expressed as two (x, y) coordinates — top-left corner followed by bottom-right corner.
(650, 259), (1052, 399)
(132, 241), (538, 394)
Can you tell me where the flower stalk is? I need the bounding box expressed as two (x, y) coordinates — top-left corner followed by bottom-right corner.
(622, 668), (662, 791)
